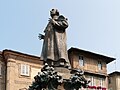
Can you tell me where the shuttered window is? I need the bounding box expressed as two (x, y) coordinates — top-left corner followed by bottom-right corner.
(98, 61), (102, 70)
(99, 78), (104, 87)
(20, 64), (30, 76)
(88, 76), (94, 86)
(79, 56), (84, 66)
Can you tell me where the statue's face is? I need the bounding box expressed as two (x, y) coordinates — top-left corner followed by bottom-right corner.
(50, 9), (56, 14)
(50, 9), (59, 17)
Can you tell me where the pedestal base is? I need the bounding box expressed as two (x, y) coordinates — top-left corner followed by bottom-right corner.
(54, 67), (71, 79)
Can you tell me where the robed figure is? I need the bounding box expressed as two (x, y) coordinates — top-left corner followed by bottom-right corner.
(40, 9), (70, 67)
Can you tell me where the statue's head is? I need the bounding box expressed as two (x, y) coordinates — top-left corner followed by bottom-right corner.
(50, 9), (59, 18)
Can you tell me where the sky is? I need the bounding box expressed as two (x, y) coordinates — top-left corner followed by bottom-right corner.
(0, 0), (120, 73)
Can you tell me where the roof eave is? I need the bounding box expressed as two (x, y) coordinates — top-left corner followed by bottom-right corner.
(68, 47), (116, 64)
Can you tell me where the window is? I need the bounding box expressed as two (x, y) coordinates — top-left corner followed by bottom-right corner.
(79, 56), (84, 66)
(99, 78), (104, 87)
(88, 76), (94, 86)
(108, 77), (111, 84)
(98, 61), (102, 70)
(0, 63), (1, 75)
(20, 64), (30, 76)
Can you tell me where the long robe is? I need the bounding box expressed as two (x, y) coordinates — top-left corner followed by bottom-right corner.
(41, 16), (70, 64)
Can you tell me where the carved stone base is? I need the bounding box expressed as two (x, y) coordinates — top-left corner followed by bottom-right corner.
(28, 64), (90, 90)
(54, 67), (71, 79)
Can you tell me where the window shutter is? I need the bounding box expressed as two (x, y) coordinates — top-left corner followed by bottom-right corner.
(21, 64), (24, 75)
(26, 65), (30, 76)
(100, 78), (104, 87)
(91, 76), (94, 86)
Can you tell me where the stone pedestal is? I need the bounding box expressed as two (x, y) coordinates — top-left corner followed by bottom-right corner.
(54, 67), (71, 79)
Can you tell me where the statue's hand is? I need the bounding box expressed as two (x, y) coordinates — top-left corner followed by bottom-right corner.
(49, 18), (56, 25)
(38, 33), (45, 40)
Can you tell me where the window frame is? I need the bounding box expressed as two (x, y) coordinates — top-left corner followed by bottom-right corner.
(20, 64), (30, 76)
(98, 61), (102, 70)
(88, 76), (94, 86)
(79, 55), (84, 67)
(99, 78), (104, 87)
(108, 77), (111, 84)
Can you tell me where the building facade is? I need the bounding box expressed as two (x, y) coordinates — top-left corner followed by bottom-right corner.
(0, 52), (6, 90)
(1, 50), (43, 90)
(68, 47), (115, 90)
(0, 48), (115, 90)
(108, 71), (120, 90)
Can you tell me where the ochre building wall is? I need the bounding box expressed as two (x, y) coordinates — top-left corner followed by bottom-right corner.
(0, 54), (6, 90)
(3, 51), (43, 90)
(68, 50), (109, 89)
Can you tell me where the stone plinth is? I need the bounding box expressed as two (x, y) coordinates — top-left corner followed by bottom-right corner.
(54, 67), (71, 79)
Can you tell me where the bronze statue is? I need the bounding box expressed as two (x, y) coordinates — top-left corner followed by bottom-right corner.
(40, 9), (70, 67)
(28, 9), (90, 90)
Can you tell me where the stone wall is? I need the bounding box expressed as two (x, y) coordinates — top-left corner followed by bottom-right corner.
(69, 50), (107, 76)
(0, 53), (6, 90)
(3, 50), (43, 90)
(108, 73), (120, 90)
(68, 50), (108, 89)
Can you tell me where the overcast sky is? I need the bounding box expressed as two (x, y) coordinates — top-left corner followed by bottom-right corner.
(0, 0), (120, 73)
